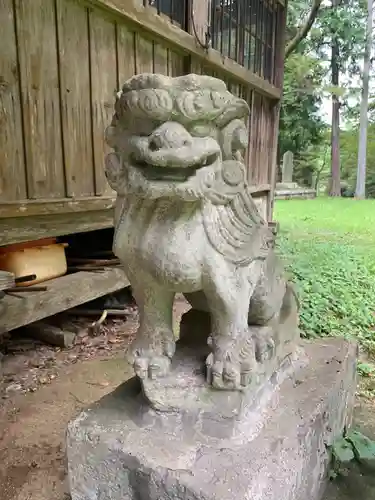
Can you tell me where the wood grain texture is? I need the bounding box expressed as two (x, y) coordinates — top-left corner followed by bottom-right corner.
(24, 321), (76, 347)
(0, 209), (114, 246)
(56, 0), (94, 197)
(0, 268), (130, 334)
(153, 42), (168, 75)
(248, 93), (261, 185)
(116, 22), (136, 87)
(168, 49), (184, 76)
(135, 32), (153, 73)
(190, 57), (202, 74)
(15, 0), (65, 199)
(260, 98), (272, 185)
(0, 0), (27, 201)
(0, 196), (115, 218)
(267, 103), (280, 220)
(87, 0), (282, 99)
(253, 195), (268, 222)
(90, 11), (117, 195)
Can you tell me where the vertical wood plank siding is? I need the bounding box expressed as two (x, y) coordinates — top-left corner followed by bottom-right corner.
(0, 0), (284, 223)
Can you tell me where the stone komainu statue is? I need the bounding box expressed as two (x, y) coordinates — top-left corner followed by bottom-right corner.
(105, 74), (299, 391)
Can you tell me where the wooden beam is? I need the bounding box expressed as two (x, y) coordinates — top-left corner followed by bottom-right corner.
(0, 209), (114, 247)
(268, 0), (288, 220)
(268, 104), (281, 220)
(0, 197), (115, 219)
(87, 0), (282, 100)
(249, 184), (272, 196)
(24, 321), (77, 348)
(0, 268), (130, 334)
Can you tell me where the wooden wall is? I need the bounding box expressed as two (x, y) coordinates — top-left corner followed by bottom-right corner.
(0, 0), (185, 205)
(1, 0), (282, 242)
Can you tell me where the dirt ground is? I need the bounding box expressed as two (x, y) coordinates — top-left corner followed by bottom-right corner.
(0, 298), (374, 500)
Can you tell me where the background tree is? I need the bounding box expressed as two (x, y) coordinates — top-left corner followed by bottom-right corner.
(329, 0), (342, 196)
(355, 0), (373, 198)
(281, 0), (367, 193)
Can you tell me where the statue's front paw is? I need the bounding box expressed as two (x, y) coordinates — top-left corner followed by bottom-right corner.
(133, 354), (171, 380)
(127, 332), (175, 380)
(206, 352), (252, 390)
(253, 327), (276, 363)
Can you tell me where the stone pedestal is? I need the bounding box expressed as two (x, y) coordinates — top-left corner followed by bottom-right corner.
(67, 339), (356, 500)
(276, 151), (317, 199)
(275, 185), (317, 200)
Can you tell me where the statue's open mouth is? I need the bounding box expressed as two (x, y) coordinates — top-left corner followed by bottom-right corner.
(130, 144), (220, 182)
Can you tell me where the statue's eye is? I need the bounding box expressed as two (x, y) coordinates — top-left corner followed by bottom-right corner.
(190, 123), (217, 139)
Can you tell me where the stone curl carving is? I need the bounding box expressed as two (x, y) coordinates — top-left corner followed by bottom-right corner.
(105, 73), (299, 392)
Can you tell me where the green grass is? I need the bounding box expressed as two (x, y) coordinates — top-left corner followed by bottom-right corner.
(274, 198), (375, 354)
(275, 198), (375, 258)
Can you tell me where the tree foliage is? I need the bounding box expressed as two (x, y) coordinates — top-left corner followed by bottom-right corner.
(281, 0), (367, 190)
(279, 53), (326, 158)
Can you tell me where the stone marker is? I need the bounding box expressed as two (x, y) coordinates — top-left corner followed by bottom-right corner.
(276, 150), (316, 199)
(282, 150), (294, 184)
(67, 74), (356, 500)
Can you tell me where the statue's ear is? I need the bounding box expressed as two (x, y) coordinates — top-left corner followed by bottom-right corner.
(220, 119), (248, 161)
(105, 153), (125, 192)
(105, 126), (118, 149)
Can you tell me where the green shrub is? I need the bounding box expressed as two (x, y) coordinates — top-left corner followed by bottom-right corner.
(277, 233), (375, 355)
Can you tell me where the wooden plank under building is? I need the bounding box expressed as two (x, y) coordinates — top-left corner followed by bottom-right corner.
(0, 268), (130, 335)
(0, 209), (114, 248)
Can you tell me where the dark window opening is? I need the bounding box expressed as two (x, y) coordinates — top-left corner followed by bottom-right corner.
(145, 0), (188, 29)
(211, 0), (281, 84)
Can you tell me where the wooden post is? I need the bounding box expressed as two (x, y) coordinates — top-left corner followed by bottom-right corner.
(267, 0), (287, 221)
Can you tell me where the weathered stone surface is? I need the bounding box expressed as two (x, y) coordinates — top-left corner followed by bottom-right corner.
(141, 290), (300, 418)
(104, 72), (300, 395)
(67, 339), (357, 500)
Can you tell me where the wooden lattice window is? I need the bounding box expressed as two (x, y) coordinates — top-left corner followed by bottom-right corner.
(145, 0), (188, 28)
(211, 0), (282, 84)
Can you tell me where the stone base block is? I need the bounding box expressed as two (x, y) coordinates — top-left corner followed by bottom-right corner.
(67, 339), (357, 500)
(275, 187), (317, 200)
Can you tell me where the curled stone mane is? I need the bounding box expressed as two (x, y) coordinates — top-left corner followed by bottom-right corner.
(114, 73), (249, 129)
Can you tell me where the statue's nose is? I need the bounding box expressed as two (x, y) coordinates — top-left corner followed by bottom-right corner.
(148, 122), (192, 151)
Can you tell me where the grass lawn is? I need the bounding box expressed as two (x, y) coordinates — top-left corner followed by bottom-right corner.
(274, 198), (375, 259)
(273, 198), (375, 357)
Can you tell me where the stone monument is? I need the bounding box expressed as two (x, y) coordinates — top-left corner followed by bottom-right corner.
(275, 150), (316, 199)
(281, 150), (298, 187)
(67, 74), (356, 500)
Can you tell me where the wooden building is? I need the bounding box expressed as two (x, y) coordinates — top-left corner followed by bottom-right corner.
(0, 0), (286, 332)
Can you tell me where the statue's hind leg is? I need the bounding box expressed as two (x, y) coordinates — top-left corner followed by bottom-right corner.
(248, 251), (287, 362)
(127, 273), (175, 380)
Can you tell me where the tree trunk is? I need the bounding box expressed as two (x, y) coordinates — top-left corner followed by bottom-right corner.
(355, 0), (373, 199)
(284, 0), (323, 59)
(329, 0), (341, 197)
